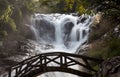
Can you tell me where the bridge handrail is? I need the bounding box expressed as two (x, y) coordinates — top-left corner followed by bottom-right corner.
(10, 52), (103, 69)
(8, 52), (104, 77)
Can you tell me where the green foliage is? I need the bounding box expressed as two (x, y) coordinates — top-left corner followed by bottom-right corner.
(7, 18), (17, 32)
(38, 0), (91, 14)
(0, 30), (8, 38)
(0, 18), (16, 33)
(87, 36), (120, 59)
(105, 9), (120, 18)
(0, 0), (39, 39)
(23, 0), (36, 12)
(12, 8), (23, 22)
(106, 38), (120, 58)
(0, 0), (12, 21)
(77, 5), (87, 14)
(37, 0), (120, 16)
(0, 0), (16, 39)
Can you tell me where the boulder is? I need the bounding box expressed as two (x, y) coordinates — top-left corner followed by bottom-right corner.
(94, 56), (120, 77)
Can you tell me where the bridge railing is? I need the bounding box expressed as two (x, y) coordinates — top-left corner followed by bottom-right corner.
(8, 52), (103, 77)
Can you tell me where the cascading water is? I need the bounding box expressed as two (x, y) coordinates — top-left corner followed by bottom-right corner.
(29, 13), (93, 77)
(31, 13), (92, 53)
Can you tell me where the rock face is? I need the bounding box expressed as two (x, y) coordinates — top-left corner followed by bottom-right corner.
(35, 19), (55, 42)
(88, 12), (119, 43)
(94, 56), (120, 77)
(62, 21), (74, 43)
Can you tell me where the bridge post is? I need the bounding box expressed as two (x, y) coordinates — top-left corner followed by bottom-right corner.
(60, 55), (63, 67)
(39, 56), (42, 65)
(43, 55), (47, 66)
(64, 56), (67, 67)
(8, 68), (11, 77)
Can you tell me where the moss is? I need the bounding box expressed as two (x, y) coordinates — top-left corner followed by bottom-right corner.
(77, 5), (87, 14)
(87, 35), (120, 59)
(0, 30), (8, 39)
(0, 0), (12, 21)
(106, 38), (120, 58)
(22, 0), (37, 13)
(7, 18), (17, 32)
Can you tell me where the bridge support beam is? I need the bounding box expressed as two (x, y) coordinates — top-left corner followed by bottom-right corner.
(22, 67), (93, 77)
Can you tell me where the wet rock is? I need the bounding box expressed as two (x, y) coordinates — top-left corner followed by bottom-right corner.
(63, 21), (74, 45)
(83, 30), (87, 38)
(77, 15), (88, 24)
(35, 19), (55, 42)
(80, 17), (87, 23)
(63, 22), (74, 35)
(113, 25), (120, 37)
(26, 40), (54, 52)
(94, 56), (120, 77)
(76, 29), (80, 41)
(76, 44), (89, 54)
(90, 12), (102, 29)
(71, 12), (79, 16)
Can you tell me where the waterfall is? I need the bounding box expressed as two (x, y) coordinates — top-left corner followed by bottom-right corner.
(0, 13), (93, 77)
(31, 13), (92, 53)
(29, 13), (93, 77)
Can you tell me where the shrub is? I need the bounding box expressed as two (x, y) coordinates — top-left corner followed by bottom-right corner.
(0, 0), (12, 21)
(7, 18), (17, 32)
(106, 38), (120, 58)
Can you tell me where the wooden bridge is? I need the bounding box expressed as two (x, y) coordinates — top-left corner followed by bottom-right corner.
(8, 52), (103, 77)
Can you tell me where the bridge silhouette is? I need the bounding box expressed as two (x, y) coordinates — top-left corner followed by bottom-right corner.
(8, 52), (103, 77)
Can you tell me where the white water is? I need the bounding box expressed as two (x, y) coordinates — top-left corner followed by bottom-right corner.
(29, 13), (93, 77)
(31, 13), (92, 53)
